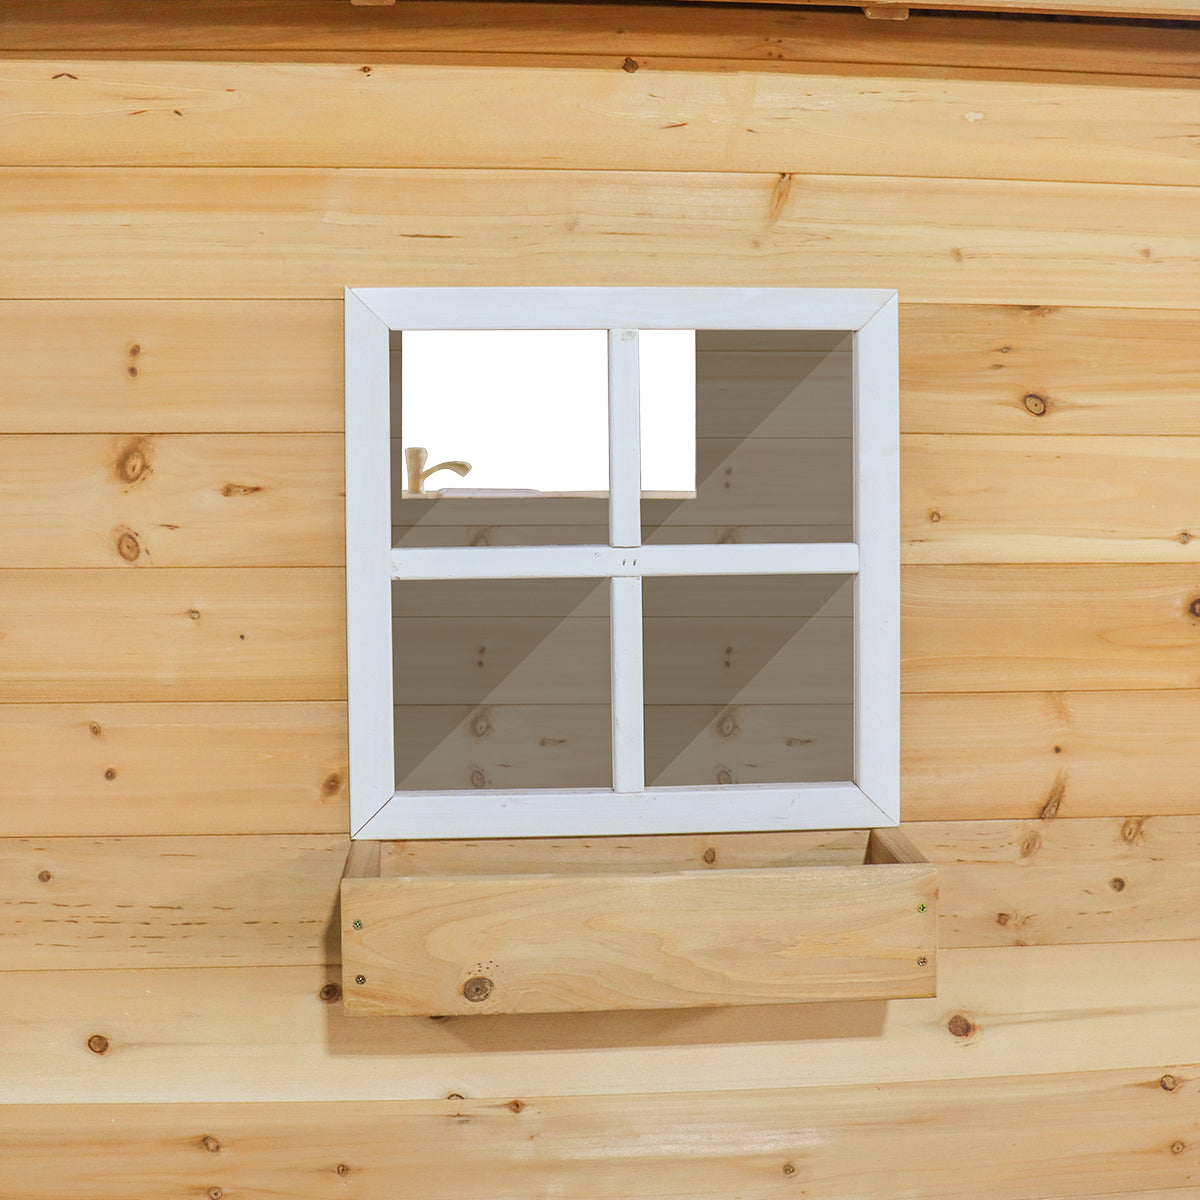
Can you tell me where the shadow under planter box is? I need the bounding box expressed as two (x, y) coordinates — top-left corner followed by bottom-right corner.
(340, 829), (936, 1017)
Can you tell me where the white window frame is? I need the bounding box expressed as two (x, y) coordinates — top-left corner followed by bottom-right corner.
(345, 287), (899, 840)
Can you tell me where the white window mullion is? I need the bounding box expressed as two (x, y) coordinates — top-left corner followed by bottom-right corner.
(608, 328), (642, 549)
(610, 575), (645, 793)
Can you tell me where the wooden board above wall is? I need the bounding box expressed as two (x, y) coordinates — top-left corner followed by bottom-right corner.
(2, 2), (1197, 78)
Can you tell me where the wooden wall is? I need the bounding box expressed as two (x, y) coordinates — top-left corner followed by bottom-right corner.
(3, 3), (1200, 1196)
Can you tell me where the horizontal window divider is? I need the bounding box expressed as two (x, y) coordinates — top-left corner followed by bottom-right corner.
(389, 542), (860, 581)
(354, 781), (891, 841)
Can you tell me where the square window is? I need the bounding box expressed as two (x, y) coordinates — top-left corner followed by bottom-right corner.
(345, 288), (898, 839)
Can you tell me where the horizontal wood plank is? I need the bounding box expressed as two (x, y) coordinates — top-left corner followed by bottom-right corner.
(903, 690), (1200, 821)
(2, 818), (1199, 972)
(342, 864), (936, 1015)
(0, 569), (346, 701)
(903, 435), (1200, 563)
(900, 306), (1200, 435)
(910, 816), (1200, 948)
(0, 434), (344, 567)
(1, 170), (1195, 308)
(0, 835), (347, 970)
(2, 1063), (1199, 1198)
(1, 3), (1196, 80)
(2, 61), (1197, 187)
(902, 564), (1200, 693)
(3, 940), (1198, 1102)
(0, 702), (346, 836)
(0, 300), (344, 433)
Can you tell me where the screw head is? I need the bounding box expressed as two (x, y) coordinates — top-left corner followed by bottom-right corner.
(917, 903), (927, 913)
(917, 956), (929, 967)
(352, 919), (362, 930)
(354, 975), (366, 986)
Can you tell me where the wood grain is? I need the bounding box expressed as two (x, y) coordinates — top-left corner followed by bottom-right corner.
(0, 299), (343, 433)
(903, 435), (1200, 563)
(2, 940), (1198, 1103)
(903, 690), (1200, 821)
(0, 702), (347, 836)
(2, 61), (1196, 186)
(2, 818), (1199, 973)
(900, 306), (1200, 435)
(0, 434), (343, 566)
(902, 564), (1200, 693)
(1, 169), (1195, 307)
(909, 816), (1200, 948)
(0, 835), (347, 970)
(2, 1063), (1199, 1199)
(342, 864), (936, 1015)
(2, 3), (1197, 80)
(0, 569), (346, 701)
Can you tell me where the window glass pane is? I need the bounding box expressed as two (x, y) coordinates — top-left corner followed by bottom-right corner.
(391, 329), (696, 548)
(643, 574), (854, 787)
(392, 578), (611, 790)
(642, 330), (853, 546)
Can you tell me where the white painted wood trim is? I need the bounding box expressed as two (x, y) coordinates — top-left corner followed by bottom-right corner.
(853, 293), (901, 825)
(344, 289), (397, 836)
(608, 328), (642, 549)
(390, 543), (860, 581)
(354, 782), (889, 840)
(609, 575), (646, 794)
(346, 285), (900, 839)
(354, 288), (896, 332)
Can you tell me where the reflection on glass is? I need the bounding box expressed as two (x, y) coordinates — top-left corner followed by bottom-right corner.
(643, 330), (853, 546)
(642, 575), (854, 787)
(390, 328), (696, 549)
(392, 578), (611, 791)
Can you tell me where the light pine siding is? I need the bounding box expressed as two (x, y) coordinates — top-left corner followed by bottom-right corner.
(1, 6), (1198, 1196)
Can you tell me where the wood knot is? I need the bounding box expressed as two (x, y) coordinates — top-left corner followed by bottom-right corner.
(322, 773), (341, 796)
(127, 366), (139, 378)
(948, 1014), (975, 1038)
(468, 529), (492, 546)
(470, 710), (492, 738)
(86, 1034), (110, 1055)
(128, 343), (141, 357)
(201, 1135), (221, 1153)
(1172, 1141), (1186, 1155)
(1181, 532), (1192, 544)
(508, 1099), (525, 1113)
(715, 767), (734, 785)
(702, 848), (717, 865)
(468, 767), (487, 789)
(318, 983), (341, 1003)
(89, 722), (102, 737)
(782, 1163), (796, 1176)
(1161, 1074), (1179, 1091)
(446, 1093), (465, 1101)
(1109, 876), (1126, 892)
(928, 510), (941, 523)
(113, 438), (152, 484)
(715, 710), (739, 738)
(220, 482), (263, 497)
(37, 869), (53, 883)
(1022, 393), (1048, 416)
(622, 56), (639, 72)
(104, 768), (117, 781)
(463, 976), (493, 1002)
(1019, 831), (1041, 858)
(995, 912), (1010, 926)
(1189, 598), (1200, 619)
(1121, 816), (1147, 844)
(207, 1188), (223, 1200)
(336, 1163), (351, 1176)
(187, 608), (201, 620)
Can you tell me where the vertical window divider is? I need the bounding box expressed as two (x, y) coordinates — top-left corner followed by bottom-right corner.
(608, 328), (645, 794)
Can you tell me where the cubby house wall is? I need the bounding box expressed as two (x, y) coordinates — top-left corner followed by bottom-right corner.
(2, 3), (1200, 1196)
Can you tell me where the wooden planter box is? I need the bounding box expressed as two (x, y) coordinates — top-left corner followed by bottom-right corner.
(340, 829), (937, 1017)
